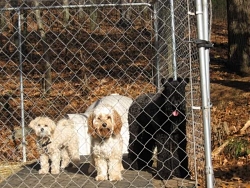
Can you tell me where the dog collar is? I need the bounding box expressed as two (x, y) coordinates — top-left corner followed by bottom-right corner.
(41, 138), (51, 148)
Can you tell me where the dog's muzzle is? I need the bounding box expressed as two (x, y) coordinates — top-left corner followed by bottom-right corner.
(97, 127), (112, 139)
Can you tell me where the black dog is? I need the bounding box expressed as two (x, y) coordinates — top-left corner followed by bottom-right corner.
(128, 77), (189, 179)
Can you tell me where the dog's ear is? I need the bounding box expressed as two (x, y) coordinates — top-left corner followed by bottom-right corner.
(28, 118), (38, 129)
(87, 113), (97, 138)
(112, 110), (122, 136)
(176, 77), (189, 85)
(162, 77), (179, 86)
(161, 77), (174, 85)
(48, 118), (56, 135)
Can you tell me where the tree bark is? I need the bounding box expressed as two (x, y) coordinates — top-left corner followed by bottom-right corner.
(227, 0), (250, 75)
(63, 0), (70, 27)
(78, 0), (85, 20)
(34, 0), (52, 94)
(90, 0), (98, 31)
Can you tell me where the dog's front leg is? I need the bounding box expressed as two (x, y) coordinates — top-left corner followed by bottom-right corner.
(95, 158), (108, 181)
(155, 132), (173, 179)
(60, 148), (70, 169)
(50, 149), (61, 174)
(108, 158), (123, 181)
(39, 154), (50, 174)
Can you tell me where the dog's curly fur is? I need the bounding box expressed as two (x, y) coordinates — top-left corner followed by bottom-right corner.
(87, 105), (124, 181)
(28, 116), (80, 174)
(128, 77), (190, 179)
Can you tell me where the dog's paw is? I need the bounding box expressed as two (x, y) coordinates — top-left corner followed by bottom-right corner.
(109, 174), (123, 181)
(95, 175), (108, 181)
(51, 169), (60, 174)
(60, 165), (67, 170)
(38, 169), (49, 174)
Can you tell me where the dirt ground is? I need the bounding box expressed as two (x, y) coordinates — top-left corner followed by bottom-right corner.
(210, 20), (250, 187)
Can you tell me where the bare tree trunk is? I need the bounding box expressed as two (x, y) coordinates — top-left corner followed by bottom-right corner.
(90, 0), (98, 31)
(21, 3), (28, 57)
(10, 0), (19, 52)
(227, 0), (250, 75)
(79, 0), (85, 20)
(156, 1), (173, 80)
(63, 0), (70, 27)
(0, 3), (9, 32)
(155, 0), (189, 82)
(34, 0), (52, 94)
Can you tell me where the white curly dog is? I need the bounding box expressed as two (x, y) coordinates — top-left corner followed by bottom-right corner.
(67, 94), (133, 180)
(67, 94), (133, 156)
(87, 104), (124, 181)
(28, 116), (80, 174)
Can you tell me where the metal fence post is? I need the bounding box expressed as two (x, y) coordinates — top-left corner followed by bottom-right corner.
(195, 0), (213, 187)
(18, 7), (26, 163)
(153, 2), (160, 90)
(170, 0), (177, 80)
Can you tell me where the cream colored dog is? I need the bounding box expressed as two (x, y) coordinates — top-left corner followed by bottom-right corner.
(87, 105), (124, 181)
(28, 116), (80, 174)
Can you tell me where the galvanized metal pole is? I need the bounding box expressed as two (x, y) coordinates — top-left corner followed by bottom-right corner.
(18, 8), (26, 163)
(203, 0), (214, 185)
(203, 0), (212, 108)
(153, 2), (161, 90)
(195, 0), (213, 187)
(170, 0), (177, 80)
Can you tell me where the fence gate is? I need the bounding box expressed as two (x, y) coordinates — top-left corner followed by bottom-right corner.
(0, 0), (213, 187)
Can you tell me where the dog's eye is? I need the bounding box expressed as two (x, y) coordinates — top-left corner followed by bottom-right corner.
(44, 124), (48, 127)
(107, 116), (111, 119)
(38, 124), (40, 127)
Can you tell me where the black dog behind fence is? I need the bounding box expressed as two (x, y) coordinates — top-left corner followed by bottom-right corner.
(128, 77), (190, 180)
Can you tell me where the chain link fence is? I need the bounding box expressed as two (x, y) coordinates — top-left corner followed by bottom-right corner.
(0, 0), (212, 187)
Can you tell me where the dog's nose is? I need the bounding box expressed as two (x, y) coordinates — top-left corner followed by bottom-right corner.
(174, 102), (179, 107)
(41, 128), (44, 132)
(102, 123), (107, 127)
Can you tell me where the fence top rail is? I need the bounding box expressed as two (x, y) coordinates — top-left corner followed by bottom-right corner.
(0, 2), (152, 12)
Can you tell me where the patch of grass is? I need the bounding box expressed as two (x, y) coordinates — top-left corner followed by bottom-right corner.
(224, 137), (250, 159)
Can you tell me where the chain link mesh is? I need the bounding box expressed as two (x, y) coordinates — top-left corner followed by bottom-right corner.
(0, 0), (211, 187)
